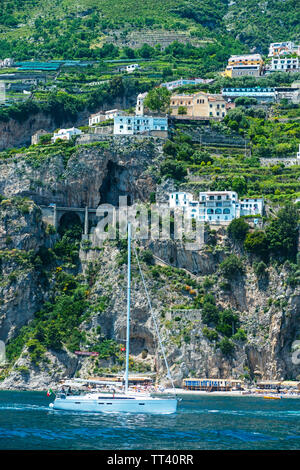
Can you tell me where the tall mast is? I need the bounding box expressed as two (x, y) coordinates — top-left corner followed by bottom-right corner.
(124, 222), (131, 394)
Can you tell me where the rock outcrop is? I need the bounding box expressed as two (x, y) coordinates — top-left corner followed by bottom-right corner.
(0, 137), (160, 207)
(0, 95), (137, 151)
(0, 138), (299, 391)
(0, 199), (48, 343)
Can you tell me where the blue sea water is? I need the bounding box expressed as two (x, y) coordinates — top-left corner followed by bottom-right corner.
(0, 391), (300, 450)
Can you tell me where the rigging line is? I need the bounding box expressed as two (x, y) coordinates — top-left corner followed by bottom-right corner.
(132, 244), (176, 393)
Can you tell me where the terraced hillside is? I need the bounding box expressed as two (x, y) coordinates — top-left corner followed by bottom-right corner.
(0, 0), (299, 59)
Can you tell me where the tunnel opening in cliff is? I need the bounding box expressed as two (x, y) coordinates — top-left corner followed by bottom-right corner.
(58, 212), (83, 238)
(99, 160), (132, 207)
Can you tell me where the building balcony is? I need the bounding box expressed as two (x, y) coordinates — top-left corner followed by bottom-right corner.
(222, 201), (233, 207)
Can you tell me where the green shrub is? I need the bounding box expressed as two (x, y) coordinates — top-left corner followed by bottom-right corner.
(232, 328), (247, 342)
(219, 255), (244, 279)
(141, 249), (154, 265)
(244, 231), (268, 259)
(26, 339), (46, 364)
(219, 337), (235, 356)
(202, 327), (219, 342)
(160, 159), (187, 181)
(202, 295), (219, 325)
(227, 218), (249, 242)
(266, 204), (299, 261)
(254, 261), (267, 277)
(216, 309), (239, 337)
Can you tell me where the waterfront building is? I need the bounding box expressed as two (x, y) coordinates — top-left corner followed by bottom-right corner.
(182, 378), (244, 391)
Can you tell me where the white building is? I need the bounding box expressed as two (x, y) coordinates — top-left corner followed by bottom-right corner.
(114, 114), (168, 135)
(270, 56), (300, 72)
(198, 191), (239, 222)
(169, 192), (194, 210)
(275, 86), (300, 103)
(161, 78), (214, 91)
(89, 109), (120, 126)
(0, 58), (14, 68)
(239, 198), (264, 217)
(268, 42), (300, 57)
(120, 64), (141, 73)
(113, 91), (168, 135)
(51, 127), (82, 143)
(136, 92), (148, 115)
(169, 191), (264, 224)
(297, 144), (300, 162)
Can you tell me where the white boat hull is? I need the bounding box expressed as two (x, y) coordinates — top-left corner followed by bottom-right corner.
(50, 395), (178, 414)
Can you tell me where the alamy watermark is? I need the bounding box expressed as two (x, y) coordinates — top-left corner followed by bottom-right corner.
(0, 82), (5, 104)
(90, 196), (205, 251)
(291, 341), (300, 365)
(0, 341), (6, 365)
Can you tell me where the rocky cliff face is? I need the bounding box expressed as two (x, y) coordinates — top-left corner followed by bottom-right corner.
(0, 95), (136, 151)
(0, 138), (299, 391)
(1, 233), (299, 391)
(0, 199), (48, 343)
(0, 137), (160, 207)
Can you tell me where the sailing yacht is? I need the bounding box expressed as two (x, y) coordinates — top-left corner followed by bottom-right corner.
(49, 222), (178, 414)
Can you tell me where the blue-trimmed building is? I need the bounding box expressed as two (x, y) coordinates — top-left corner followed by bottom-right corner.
(222, 87), (276, 102)
(182, 378), (243, 391)
(161, 78), (214, 90)
(169, 191), (264, 224)
(114, 114), (168, 135)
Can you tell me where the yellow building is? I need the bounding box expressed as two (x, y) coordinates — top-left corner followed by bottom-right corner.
(170, 91), (227, 119)
(224, 54), (264, 78)
(227, 54), (263, 67)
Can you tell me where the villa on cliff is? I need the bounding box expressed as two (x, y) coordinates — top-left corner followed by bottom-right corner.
(170, 91), (229, 120)
(113, 91), (168, 136)
(268, 41), (300, 57)
(89, 109), (121, 126)
(169, 191), (264, 223)
(51, 127), (82, 143)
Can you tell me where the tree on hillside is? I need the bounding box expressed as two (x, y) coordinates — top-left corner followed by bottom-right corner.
(244, 230), (269, 260)
(160, 159), (187, 181)
(231, 175), (247, 197)
(219, 254), (244, 279)
(144, 87), (171, 114)
(227, 218), (249, 242)
(265, 204), (299, 261)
